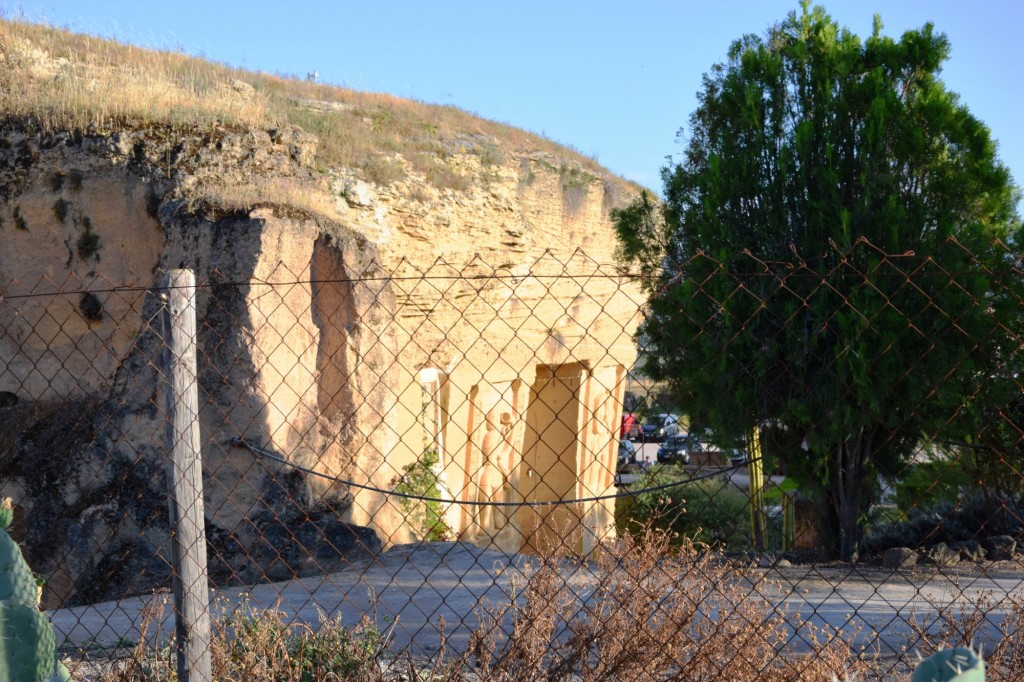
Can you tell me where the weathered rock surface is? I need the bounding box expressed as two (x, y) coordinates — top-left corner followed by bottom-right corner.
(956, 540), (987, 562)
(883, 547), (917, 569)
(925, 542), (960, 567)
(983, 535), (1016, 561)
(0, 123), (641, 606)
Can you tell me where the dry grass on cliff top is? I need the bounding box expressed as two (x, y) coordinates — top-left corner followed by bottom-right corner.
(0, 17), (622, 190)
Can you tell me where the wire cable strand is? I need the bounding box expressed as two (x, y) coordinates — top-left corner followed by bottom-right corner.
(227, 436), (753, 507)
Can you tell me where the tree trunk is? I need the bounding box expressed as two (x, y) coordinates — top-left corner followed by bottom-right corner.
(826, 426), (877, 561)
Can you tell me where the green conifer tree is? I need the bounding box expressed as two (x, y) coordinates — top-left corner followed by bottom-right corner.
(615, 3), (1022, 559)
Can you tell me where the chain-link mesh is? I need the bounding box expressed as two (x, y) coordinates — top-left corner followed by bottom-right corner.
(0, 245), (1021, 680)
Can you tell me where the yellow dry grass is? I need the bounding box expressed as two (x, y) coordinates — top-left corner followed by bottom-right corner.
(0, 18), (630, 194)
(195, 178), (343, 222)
(0, 21), (272, 129)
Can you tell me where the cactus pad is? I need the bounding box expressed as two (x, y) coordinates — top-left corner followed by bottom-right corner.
(0, 600), (57, 681)
(44, 661), (72, 682)
(0, 498), (12, 530)
(0, 499), (68, 681)
(911, 645), (985, 682)
(0, 528), (39, 607)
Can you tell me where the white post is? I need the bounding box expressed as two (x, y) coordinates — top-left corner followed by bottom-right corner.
(160, 269), (212, 682)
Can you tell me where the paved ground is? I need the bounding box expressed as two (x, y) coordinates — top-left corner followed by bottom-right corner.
(52, 543), (526, 656)
(50, 442), (1024, 668)
(51, 540), (1024, 666)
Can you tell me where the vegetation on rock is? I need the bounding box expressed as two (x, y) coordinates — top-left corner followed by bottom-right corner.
(0, 17), (628, 199)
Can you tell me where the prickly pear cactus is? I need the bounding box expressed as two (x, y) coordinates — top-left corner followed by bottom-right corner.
(0, 601), (56, 681)
(0, 499), (40, 607)
(0, 498), (71, 681)
(45, 660), (72, 682)
(912, 645), (985, 682)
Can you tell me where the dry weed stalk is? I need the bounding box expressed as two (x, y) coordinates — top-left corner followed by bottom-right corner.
(95, 595), (173, 681)
(907, 592), (1024, 681)
(91, 596), (390, 682)
(211, 600), (390, 682)
(80, 530), (876, 681)
(467, 526), (863, 681)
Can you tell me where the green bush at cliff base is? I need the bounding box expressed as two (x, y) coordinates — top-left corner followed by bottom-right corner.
(392, 449), (452, 542)
(615, 468), (753, 549)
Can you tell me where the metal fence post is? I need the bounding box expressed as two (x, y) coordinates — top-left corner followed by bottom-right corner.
(747, 427), (766, 552)
(781, 490), (795, 552)
(160, 269), (212, 682)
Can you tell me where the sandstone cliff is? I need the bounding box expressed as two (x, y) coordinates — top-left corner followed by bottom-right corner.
(0, 22), (642, 607)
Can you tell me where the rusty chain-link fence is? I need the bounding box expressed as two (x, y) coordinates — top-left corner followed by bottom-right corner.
(0, 245), (1022, 680)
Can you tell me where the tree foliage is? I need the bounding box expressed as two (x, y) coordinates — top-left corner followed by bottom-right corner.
(614, 3), (1022, 559)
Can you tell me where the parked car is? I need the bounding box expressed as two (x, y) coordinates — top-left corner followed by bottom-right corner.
(617, 438), (638, 467)
(656, 433), (691, 465)
(640, 413), (680, 442)
(726, 446), (748, 466)
(615, 439), (644, 484)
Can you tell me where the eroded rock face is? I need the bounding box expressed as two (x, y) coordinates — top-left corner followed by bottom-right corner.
(883, 547), (917, 569)
(0, 124), (641, 605)
(0, 159), (163, 398)
(326, 152), (642, 554)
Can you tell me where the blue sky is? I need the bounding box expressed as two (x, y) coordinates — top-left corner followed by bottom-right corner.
(5, 1), (1022, 199)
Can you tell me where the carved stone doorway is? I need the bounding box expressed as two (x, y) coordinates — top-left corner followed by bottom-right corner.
(518, 363), (584, 554)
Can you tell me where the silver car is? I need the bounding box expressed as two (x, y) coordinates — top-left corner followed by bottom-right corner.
(640, 413), (681, 442)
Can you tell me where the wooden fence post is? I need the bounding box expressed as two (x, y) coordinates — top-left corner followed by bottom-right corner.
(160, 269), (212, 682)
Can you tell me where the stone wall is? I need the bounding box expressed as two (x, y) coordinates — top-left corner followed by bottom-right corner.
(0, 124), (641, 604)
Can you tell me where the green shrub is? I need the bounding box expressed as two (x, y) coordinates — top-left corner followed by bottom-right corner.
(421, 161), (471, 192)
(478, 140), (504, 167)
(392, 448), (452, 542)
(218, 602), (384, 681)
(862, 493), (1024, 554)
(892, 458), (972, 513)
(104, 598), (388, 681)
(615, 469), (752, 549)
(518, 158), (536, 188)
